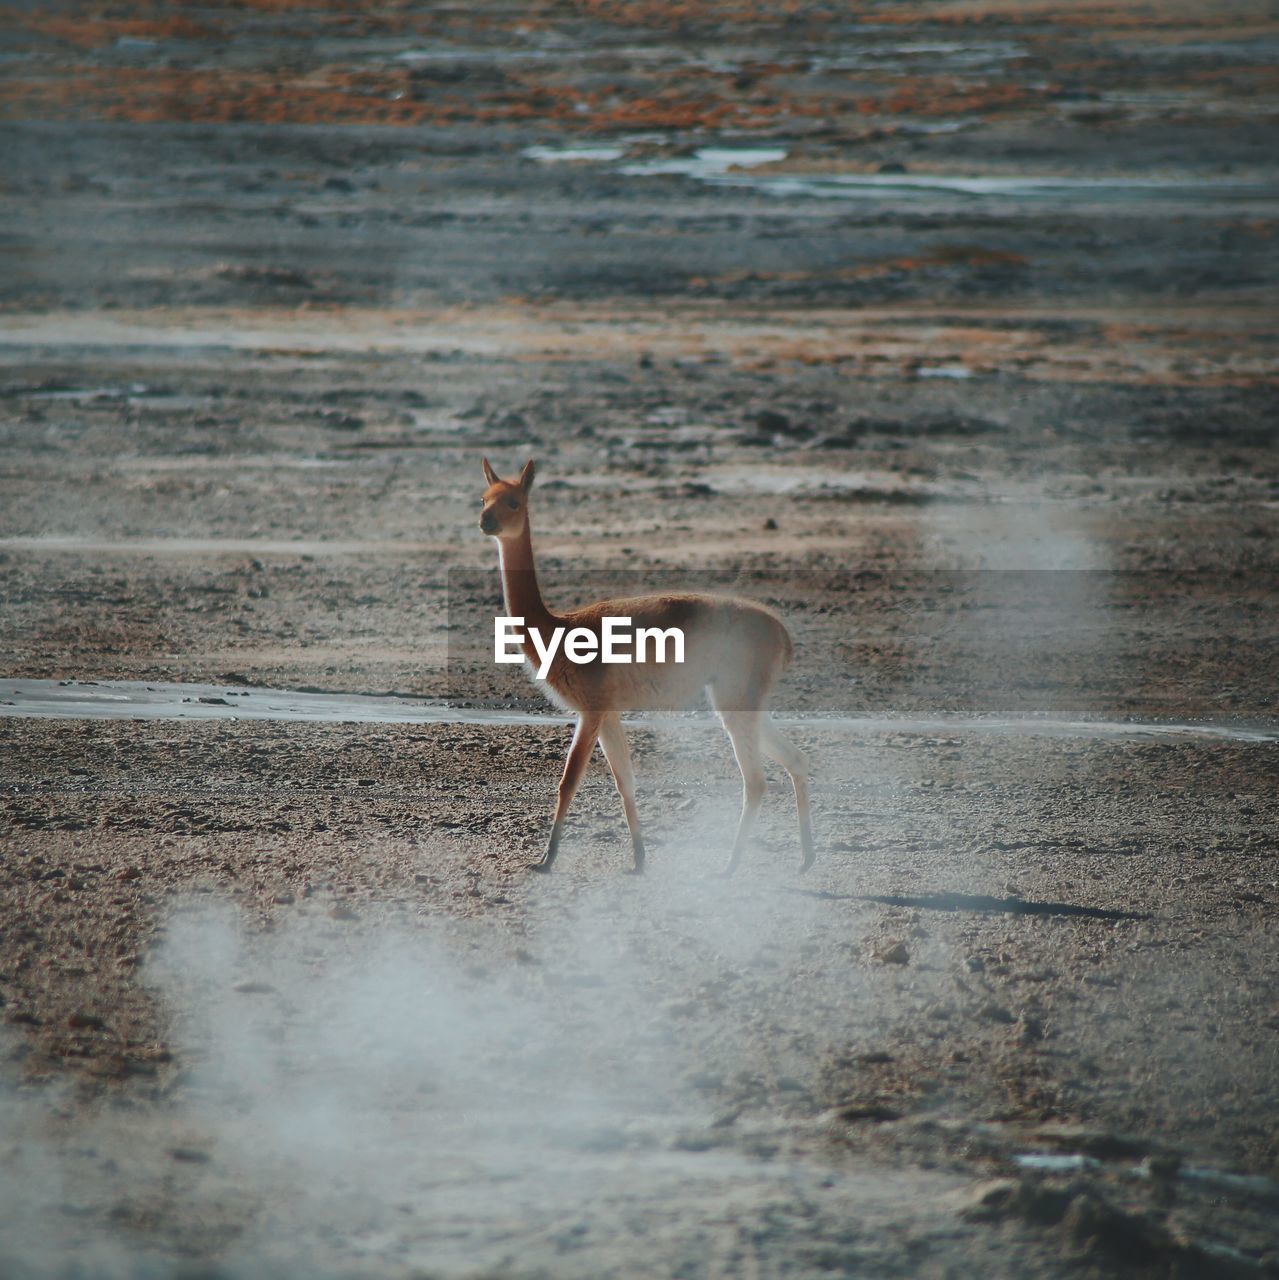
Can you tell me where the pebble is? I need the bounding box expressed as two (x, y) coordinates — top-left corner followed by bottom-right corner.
(873, 940), (910, 966)
(67, 1011), (107, 1031)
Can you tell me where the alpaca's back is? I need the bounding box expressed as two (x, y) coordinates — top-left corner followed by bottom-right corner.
(543, 593), (792, 714)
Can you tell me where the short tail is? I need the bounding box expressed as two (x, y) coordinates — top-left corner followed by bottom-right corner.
(778, 617), (794, 670)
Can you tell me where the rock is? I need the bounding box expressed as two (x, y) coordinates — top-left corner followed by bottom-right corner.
(837, 1102), (901, 1123)
(216, 264), (313, 288)
(671, 1131), (720, 1153)
(318, 411), (364, 431)
(67, 1011), (108, 1031)
(957, 1177), (1075, 1227)
(1031, 1124), (1156, 1160)
(878, 161), (908, 174)
(979, 1000), (1016, 1024)
(873, 939), (910, 966)
(754, 408), (792, 433)
(954, 1178), (1021, 1221)
(1015, 1183), (1076, 1226)
(487, 409), (529, 432)
(1064, 1190), (1172, 1261)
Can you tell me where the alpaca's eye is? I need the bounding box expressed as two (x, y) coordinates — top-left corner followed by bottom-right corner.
(506, 497), (520, 510)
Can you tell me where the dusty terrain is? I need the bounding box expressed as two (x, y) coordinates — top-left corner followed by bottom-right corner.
(1, 1), (1277, 1276)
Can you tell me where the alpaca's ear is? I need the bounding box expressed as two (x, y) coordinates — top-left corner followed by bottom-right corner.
(519, 459), (536, 493)
(482, 457), (499, 486)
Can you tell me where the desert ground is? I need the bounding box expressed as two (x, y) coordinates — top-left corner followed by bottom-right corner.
(0, 1), (1277, 1276)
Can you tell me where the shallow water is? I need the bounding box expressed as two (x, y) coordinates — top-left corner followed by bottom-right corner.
(617, 147), (789, 178)
(810, 41), (1028, 72)
(668, 170), (1279, 204)
(526, 142), (1279, 205)
(523, 144), (628, 164)
(2, 680), (1274, 742)
(1014, 1153), (1099, 1174)
(0, 536), (433, 556)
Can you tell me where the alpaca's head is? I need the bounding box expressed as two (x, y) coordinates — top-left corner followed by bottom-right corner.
(479, 457), (535, 538)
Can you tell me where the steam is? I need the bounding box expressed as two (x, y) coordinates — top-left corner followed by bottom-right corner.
(912, 487), (1117, 722)
(925, 494), (1107, 572)
(0, 837), (842, 1278)
(147, 896), (713, 1269)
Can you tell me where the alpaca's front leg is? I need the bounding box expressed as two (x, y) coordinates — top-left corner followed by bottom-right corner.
(533, 714), (600, 872)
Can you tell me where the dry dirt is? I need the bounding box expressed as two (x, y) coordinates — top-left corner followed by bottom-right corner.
(1, 2), (1277, 1277)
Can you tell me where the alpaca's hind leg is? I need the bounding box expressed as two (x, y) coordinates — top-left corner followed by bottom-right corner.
(536, 713), (600, 872)
(598, 713), (645, 874)
(719, 710), (766, 877)
(761, 718), (814, 871)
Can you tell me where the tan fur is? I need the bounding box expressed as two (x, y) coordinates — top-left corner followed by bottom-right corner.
(480, 457), (813, 876)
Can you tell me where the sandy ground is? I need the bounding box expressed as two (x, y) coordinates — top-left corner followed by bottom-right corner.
(1, 2), (1277, 1276)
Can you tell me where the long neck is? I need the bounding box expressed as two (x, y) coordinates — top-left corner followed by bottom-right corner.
(497, 518), (555, 629)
